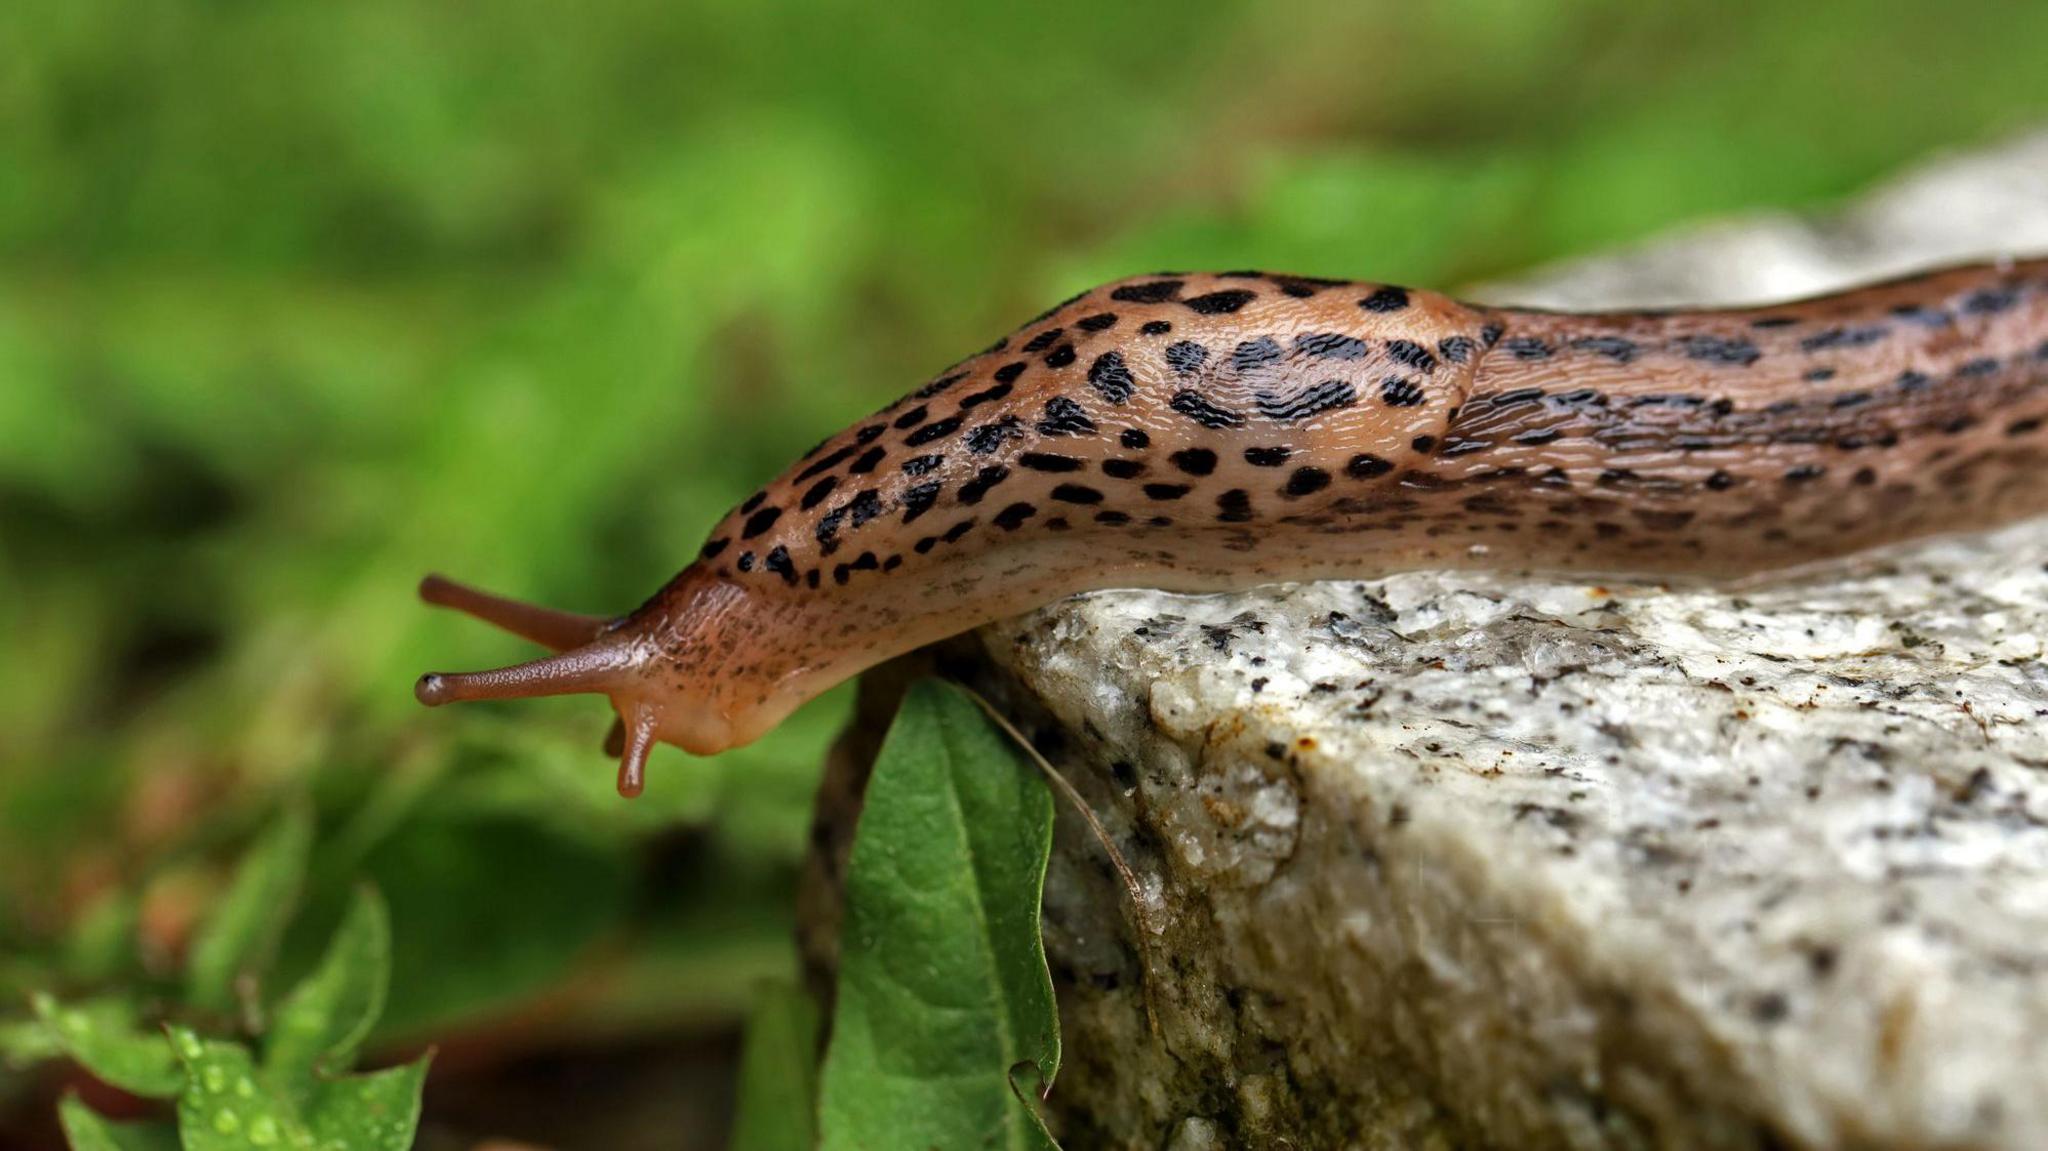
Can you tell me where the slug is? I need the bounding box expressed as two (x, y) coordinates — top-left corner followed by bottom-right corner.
(415, 260), (2048, 796)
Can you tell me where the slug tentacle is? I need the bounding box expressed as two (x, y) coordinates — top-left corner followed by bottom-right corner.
(418, 574), (616, 651)
(416, 261), (2048, 795)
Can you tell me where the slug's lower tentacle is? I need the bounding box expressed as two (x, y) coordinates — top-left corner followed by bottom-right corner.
(416, 261), (2048, 795)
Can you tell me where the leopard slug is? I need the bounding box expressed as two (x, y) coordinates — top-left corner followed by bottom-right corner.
(415, 260), (2048, 796)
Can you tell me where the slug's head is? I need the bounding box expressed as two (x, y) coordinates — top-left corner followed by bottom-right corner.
(412, 569), (771, 797)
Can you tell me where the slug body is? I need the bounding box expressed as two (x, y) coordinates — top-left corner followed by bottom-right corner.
(417, 261), (2048, 795)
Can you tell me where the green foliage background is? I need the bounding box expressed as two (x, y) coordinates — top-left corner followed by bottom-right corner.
(4, 0), (2048, 1139)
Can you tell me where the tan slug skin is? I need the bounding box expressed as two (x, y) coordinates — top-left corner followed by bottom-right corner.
(415, 261), (2048, 795)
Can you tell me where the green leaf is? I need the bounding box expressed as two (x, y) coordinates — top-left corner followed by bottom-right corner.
(31, 994), (183, 1099)
(165, 1027), (314, 1151)
(729, 979), (821, 1151)
(303, 1054), (431, 1151)
(56, 1094), (179, 1151)
(0, 1014), (63, 1066)
(263, 886), (390, 1098)
(63, 888), (142, 985)
(817, 680), (1060, 1151)
(187, 806), (314, 1016)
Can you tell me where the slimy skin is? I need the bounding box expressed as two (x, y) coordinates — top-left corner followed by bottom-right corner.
(415, 261), (2048, 796)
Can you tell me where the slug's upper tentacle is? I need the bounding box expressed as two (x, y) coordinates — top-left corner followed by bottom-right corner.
(414, 261), (2048, 794)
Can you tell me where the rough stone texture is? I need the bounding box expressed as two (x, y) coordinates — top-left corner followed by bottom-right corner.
(803, 132), (2048, 1150)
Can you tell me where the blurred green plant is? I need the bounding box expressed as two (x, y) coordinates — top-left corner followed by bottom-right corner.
(5, 811), (426, 1150)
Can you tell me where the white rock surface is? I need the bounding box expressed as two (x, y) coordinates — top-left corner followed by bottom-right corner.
(809, 131), (2048, 1150)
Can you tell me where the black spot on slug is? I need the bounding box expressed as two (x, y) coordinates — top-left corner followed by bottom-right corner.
(1438, 335), (1478, 364)
(1170, 390), (1243, 429)
(764, 546), (797, 584)
(901, 454), (943, 476)
(1257, 379), (1356, 421)
(1297, 332), (1370, 359)
(1101, 458), (1147, 479)
(1076, 312), (1119, 332)
(1120, 428), (1151, 450)
(1050, 483), (1104, 505)
(1230, 336), (1285, 371)
(1215, 489), (1255, 522)
(814, 507), (846, 554)
(892, 404), (929, 429)
(900, 481), (943, 523)
(1169, 448), (1218, 475)
(1347, 453), (1394, 478)
(1184, 289), (1257, 315)
(1244, 446), (1292, 467)
(956, 465), (1011, 505)
(1679, 334), (1761, 366)
(1139, 320), (1172, 336)
(1359, 286), (1409, 312)
(1799, 325), (1888, 353)
(800, 476), (838, 510)
(1570, 336), (1638, 363)
(849, 446), (885, 474)
(1021, 327), (1064, 353)
(1380, 378), (1425, 407)
(1018, 452), (1084, 473)
(1386, 339), (1436, 372)
(1502, 337), (1553, 361)
(964, 416), (1024, 454)
(1143, 483), (1191, 500)
(1038, 396), (1097, 436)
(1111, 279), (1183, 303)
(848, 489), (884, 527)
(993, 361), (1027, 384)
(1165, 340), (1209, 375)
(1087, 351), (1135, 403)
(1284, 467), (1331, 497)
(959, 381), (1014, 410)
(993, 502), (1038, 530)
(906, 416), (963, 447)
(700, 538), (730, 559)
(1044, 343), (1077, 369)
(741, 506), (782, 538)
(1963, 287), (2020, 315)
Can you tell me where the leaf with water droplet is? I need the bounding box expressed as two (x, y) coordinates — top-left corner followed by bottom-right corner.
(188, 806), (314, 1016)
(29, 994), (182, 1099)
(263, 886), (390, 1100)
(303, 1054), (431, 1151)
(166, 1027), (312, 1151)
(55, 1094), (178, 1151)
(816, 680), (1061, 1151)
